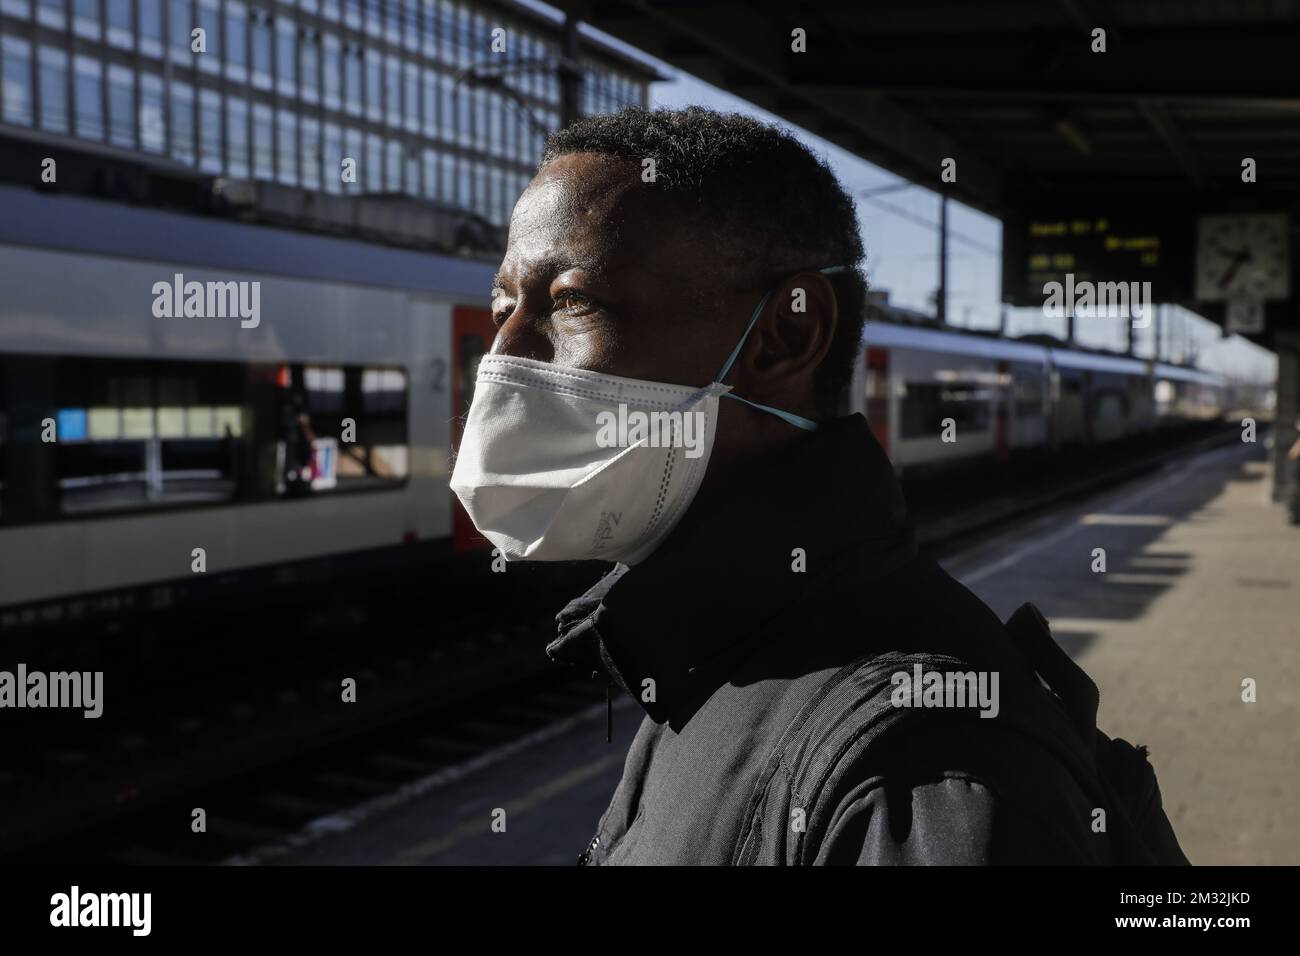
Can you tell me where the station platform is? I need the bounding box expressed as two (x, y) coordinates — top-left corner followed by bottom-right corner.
(245, 437), (1298, 866)
(944, 436), (1299, 865)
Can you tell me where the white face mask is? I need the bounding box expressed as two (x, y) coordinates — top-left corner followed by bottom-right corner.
(449, 265), (847, 565)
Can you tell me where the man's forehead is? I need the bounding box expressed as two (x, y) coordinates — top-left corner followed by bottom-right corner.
(499, 154), (700, 284)
(521, 156), (639, 233)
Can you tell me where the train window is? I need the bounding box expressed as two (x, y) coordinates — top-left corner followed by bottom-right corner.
(1092, 390), (1129, 422)
(0, 355), (408, 526)
(50, 360), (246, 515)
(305, 365), (345, 413)
(274, 363), (408, 497)
(899, 382), (992, 439)
(361, 368), (406, 413)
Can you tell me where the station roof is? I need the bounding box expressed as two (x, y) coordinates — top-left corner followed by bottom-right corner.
(550, 1), (1300, 346)
(550, 0), (1300, 215)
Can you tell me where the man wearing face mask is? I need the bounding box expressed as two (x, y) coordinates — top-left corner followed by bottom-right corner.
(450, 108), (1187, 866)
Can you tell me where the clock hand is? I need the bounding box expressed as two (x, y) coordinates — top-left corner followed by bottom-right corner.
(1218, 255), (1250, 289)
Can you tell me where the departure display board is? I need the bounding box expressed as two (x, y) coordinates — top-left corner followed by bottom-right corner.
(1001, 211), (1194, 307)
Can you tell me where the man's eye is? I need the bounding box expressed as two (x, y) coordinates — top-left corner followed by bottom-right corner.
(554, 290), (593, 311)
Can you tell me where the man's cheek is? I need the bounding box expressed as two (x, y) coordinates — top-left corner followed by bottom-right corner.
(548, 322), (719, 386)
(550, 328), (621, 373)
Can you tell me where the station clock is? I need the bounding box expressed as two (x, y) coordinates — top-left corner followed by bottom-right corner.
(1194, 212), (1289, 302)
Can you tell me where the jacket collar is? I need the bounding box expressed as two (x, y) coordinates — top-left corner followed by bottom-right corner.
(546, 413), (917, 728)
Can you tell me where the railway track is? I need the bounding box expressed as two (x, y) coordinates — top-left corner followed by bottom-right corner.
(12, 668), (607, 865)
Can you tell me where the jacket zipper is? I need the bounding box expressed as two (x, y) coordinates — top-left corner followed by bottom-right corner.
(577, 668), (611, 865)
(593, 669), (612, 743)
(577, 833), (600, 866)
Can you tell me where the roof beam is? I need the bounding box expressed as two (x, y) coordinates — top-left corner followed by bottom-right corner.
(786, 25), (1300, 103)
(1136, 101), (1208, 190)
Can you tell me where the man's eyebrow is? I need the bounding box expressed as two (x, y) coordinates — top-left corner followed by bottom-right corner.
(491, 255), (605, 294)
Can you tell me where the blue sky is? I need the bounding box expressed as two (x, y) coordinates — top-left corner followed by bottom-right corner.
(652, 72), (1005, 333)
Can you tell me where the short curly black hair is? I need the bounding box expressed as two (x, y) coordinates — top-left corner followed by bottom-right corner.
(539, 106), (867, 413)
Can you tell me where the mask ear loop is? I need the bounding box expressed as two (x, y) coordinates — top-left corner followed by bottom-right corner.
(713, 265), (850, 432)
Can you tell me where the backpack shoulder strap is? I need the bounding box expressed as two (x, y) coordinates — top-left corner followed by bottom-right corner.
(734, 601), (1187, 865)
(1005, 602), (1190, 865)
(734, 608), (1120, 865)
(732, 650), (971, 865)
(1004, 602), (1100, 742)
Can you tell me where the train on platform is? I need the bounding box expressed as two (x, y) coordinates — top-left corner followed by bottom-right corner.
(0, 184), (1226, 627)
(0, 184), (498, 628)
(849, 315), (1225, 472)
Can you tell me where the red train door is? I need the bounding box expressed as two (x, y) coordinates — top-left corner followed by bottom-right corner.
(995, 360), (1010, 459)
(451, 306), (496, 552)
(865, 347), (890, 457)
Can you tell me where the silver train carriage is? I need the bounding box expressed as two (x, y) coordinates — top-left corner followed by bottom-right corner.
(0, 185), (497, 625)
(847, 319), (1225, 471)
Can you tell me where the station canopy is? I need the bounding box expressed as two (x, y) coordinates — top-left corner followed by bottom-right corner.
(550, 0), (1300, 346)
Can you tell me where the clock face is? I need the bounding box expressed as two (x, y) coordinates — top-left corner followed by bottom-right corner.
(1195, 212), (1289, 302)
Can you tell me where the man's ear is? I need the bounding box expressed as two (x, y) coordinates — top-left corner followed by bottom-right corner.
(748, 271), (838, 386)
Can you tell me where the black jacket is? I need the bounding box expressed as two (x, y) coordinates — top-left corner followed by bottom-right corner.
(548, 414), (1117, 865)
